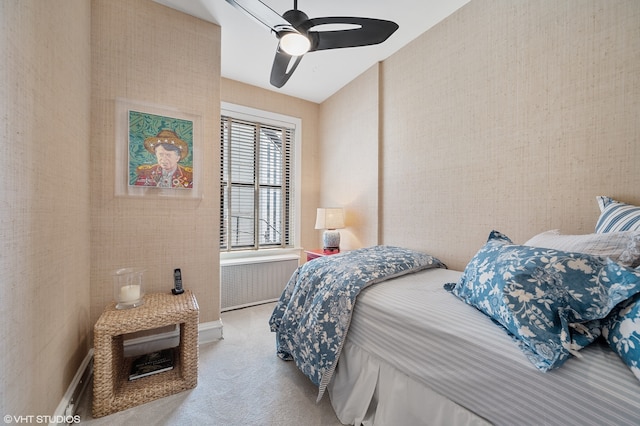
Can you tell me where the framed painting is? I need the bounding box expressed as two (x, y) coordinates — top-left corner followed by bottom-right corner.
(115, 99), (202, 199)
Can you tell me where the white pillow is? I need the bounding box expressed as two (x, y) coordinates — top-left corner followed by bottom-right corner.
(524, 229), (640, 267)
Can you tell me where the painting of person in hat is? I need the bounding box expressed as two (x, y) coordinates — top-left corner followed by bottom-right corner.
(133, 129), (193, 188)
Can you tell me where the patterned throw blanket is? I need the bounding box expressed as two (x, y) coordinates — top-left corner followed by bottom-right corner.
(268, 245), (446, 400)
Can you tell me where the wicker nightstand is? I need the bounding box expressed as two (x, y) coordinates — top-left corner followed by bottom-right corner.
(92, 291), (199, 417)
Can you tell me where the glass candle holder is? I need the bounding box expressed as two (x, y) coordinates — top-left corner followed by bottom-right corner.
(113, 267), (145, 309)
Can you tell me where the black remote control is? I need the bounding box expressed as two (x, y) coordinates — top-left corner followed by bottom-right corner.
(172, 268), (184, 295)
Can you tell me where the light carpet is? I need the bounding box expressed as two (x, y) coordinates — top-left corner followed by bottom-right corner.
(76, 302), (343, 425)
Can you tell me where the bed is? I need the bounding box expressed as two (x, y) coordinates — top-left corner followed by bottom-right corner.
(269, 199), (640, 425)
(328, 267), (640, 425)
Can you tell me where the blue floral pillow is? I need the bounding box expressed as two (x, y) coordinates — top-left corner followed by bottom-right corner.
(602, 291), (640, 381)
(445, 230), (640, 371)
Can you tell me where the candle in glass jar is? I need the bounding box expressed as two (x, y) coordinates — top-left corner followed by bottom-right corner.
(119, 284), (141, 303)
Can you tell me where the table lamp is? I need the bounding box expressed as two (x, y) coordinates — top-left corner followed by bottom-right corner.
(315, 208), (345, 253)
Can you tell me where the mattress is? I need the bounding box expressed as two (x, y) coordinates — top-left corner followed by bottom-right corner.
(328, 268), (640, 426)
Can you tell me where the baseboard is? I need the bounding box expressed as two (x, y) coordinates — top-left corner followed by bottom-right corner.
(122, 319), (224, 356)
(123, 326), (181, 357)
(199, 319), (225, 342)
(50, 349), (93, 426)
(51, 320), (223, 425)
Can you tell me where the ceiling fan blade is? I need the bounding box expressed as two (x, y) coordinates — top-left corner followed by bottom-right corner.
(225, 0), (297, 35)
(270, 49), (304, 88)
(304, 17), (399, 51)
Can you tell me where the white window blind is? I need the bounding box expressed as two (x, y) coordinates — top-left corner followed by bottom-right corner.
(220, 115), (294, 251)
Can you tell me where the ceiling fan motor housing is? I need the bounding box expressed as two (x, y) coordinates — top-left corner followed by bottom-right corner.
(282, 9), (310, 29)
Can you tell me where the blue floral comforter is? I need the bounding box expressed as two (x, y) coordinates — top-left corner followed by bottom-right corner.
(268, 245), (446, 399)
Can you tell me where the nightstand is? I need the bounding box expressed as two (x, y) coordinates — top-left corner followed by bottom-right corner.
(304, 248), (340, 261)
(92, 291), (199, 417)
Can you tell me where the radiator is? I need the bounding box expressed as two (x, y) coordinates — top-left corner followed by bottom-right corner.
(220, 255), (299, 311)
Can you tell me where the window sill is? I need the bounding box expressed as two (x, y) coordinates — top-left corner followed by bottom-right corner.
(219, 248), (302, 266)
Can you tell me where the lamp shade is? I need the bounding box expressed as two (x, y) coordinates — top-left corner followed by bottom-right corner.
(315, 208), (345, 230)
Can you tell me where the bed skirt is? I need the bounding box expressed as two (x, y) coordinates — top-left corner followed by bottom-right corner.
(328, 341), (491, 426)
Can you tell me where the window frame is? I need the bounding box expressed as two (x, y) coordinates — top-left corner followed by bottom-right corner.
(220, 102), (301, 259)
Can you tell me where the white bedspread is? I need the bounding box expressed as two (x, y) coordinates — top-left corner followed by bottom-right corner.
(328, 268), (640, 426)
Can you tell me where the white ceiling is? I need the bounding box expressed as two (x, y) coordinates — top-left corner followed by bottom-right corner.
(154, 0), (470, 103)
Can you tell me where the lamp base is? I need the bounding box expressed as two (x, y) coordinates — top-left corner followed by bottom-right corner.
(323, 229), (341, 252)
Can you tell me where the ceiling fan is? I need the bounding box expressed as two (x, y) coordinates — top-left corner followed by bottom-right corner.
(225, 0), (399, 88)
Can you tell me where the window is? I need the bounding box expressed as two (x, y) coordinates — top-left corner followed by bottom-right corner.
(220, 105), (298, 252)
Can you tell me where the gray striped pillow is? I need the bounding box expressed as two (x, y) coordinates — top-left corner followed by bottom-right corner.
(595, 196), (640, 233)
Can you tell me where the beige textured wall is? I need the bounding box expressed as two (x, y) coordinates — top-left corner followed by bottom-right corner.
(381, 0), (640, 270)
(319, 0), (640, 271)
(90, 0), (220, 328)
(1, 0), (92, 416)
(220, 78), (320, 252)
(318, 65), (380, 250)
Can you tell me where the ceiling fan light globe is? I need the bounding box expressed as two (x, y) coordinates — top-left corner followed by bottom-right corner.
(279, 32), (311, 56)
